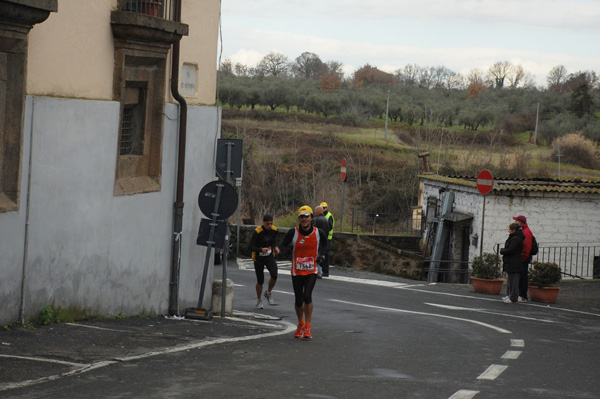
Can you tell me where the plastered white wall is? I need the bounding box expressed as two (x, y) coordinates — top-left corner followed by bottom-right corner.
(0, 98), (220, 324)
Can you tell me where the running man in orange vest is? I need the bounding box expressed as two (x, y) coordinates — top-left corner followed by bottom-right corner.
(280, 205), (328, 339)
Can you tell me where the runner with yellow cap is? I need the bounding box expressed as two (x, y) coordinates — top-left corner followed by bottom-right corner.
(280, 205), (328, 339)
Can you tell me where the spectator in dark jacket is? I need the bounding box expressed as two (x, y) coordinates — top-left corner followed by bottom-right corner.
(513, 215), (533, 302)
(500, 223), (524, 303)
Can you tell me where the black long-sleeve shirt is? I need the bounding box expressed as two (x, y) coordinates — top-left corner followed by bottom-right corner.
(248, 225), (279, 260)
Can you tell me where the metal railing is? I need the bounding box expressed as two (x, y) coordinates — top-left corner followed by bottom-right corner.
(494, 243), (600, 279)
(120, 0), (180, 21)
(350, 210), (422, 236)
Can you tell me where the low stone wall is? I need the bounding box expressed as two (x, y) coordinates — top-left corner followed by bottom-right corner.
(230, 225), (424, 280)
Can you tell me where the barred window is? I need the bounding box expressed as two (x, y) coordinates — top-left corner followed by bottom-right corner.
(119, 85), (146, 156)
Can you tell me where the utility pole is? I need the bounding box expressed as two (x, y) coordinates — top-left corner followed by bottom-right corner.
(533, 102), (539, 144)
(384, 89), (390, 139)
(557, 142), (561, 180)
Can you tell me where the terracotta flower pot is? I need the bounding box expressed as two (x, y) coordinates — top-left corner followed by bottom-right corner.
(472, 277), (504, 295)
(529, 285), (560, 303)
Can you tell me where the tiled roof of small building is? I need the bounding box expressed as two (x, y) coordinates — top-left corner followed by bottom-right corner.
(419, 174), (600, 194)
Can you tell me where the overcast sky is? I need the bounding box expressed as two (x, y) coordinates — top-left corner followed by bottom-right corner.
(219, 0), (600, 87)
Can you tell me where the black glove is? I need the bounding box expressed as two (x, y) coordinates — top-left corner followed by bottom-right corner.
(317, 255), (325, 264)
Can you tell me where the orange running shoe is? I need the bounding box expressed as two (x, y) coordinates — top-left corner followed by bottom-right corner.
(294, 321), (305, 338)
(303, 322), (312, 339)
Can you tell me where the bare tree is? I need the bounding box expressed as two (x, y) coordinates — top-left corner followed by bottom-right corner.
(257, 51), (290, 77)
(326, 60), (345, 79)
(487, 61), (513, 88)
(446, 73), (465, 90)
(466, 68), (485, 86)
(546, 65), (568, 91)
(507, 64), (525, 88)
(395, 64), (420, 87)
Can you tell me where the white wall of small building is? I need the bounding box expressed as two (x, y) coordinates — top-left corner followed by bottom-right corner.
(421, 180), (600, 268)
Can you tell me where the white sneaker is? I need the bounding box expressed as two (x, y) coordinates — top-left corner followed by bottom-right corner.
(502, 297), (513, 304)
(501, 296), (509, 301)
(255, 299), (263, 309)
(264, 291), (275, 305)
(518, 296), (528, 303)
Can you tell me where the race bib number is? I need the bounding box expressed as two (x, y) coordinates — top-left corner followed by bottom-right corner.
(296, 257), (315, 270)
(259, 248), (272, 257)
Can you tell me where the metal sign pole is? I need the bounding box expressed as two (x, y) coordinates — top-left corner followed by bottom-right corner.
(221, 142), (234, 317)
(197, 183), (224, 310)
(236, 161), (243, 258)
(339, 158), (347, 231)
(480, 197), (485, 257)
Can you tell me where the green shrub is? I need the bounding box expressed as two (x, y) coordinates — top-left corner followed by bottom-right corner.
(528, 261), (561, 287)
(471, 253), (502, 279)
(550, 132), (600, 169)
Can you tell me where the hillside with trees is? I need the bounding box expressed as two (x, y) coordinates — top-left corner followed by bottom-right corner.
(218, 52), (600, 225)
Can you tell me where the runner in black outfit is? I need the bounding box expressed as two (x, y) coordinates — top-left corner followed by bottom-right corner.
(248, 214), (280, 309)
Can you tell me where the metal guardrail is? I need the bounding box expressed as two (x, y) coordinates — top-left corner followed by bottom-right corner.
(494, 243), (600, 279)
(350, 210), (422, 236)
(120, 0), (180, 21)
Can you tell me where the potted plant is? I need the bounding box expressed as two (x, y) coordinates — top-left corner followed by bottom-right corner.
(471, 253), (504, 295)
(528, 261), (561, 303)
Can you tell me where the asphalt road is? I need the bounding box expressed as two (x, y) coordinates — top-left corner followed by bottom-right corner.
(1, 258), (599, 399)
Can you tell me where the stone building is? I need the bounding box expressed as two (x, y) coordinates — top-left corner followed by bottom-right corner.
(0, 0), (222, 324)
(420, 174), (600, 282)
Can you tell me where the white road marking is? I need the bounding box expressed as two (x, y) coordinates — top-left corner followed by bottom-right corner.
(402, 286), (600, 318)
(0, 354), (85, 367)
(425, 303), (556, 323)
(65, 322), (133, 333)
(331, 299), (511, 334)
(273, 290), (293, 296)
(327, 275), (409, 288)
(511, 339), (525, 347)
(501, 350), (522, 359)
(449, 390), (479, 399)
(0, 316), (295, 393)
(477, 364), (508, 380)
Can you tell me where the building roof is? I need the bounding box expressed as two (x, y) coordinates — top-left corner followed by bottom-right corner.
(420, 174), (600, 195)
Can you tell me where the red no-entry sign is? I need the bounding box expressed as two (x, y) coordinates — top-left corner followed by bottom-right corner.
(340, 158), (347, 182)
(476, 170), (494, 195)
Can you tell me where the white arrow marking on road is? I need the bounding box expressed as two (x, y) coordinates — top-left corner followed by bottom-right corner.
(425, 303), (556, 323)
(477, 364), (508, 380)
(331, 299), (511, 334)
